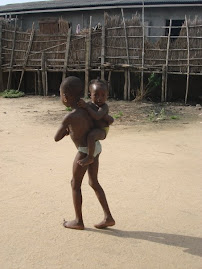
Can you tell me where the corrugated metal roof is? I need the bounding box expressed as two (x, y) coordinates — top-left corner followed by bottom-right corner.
(0, 0), (202, 13)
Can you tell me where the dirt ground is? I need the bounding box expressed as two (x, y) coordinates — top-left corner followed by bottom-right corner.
(0, 96), (202, 269)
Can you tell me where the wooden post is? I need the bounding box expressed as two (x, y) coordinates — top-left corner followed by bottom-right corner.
(140, 1), (145, 97)
(7, 17), (17, 90)
(34, 72), (37, 95)
(62, 27), (72, 81)
(37, 69), (42, 95)
(185, 16), (190, 104)
(84, 16), (92, 98)
(107, 70), (112, 97)
(45, 62), (48, 96)
(161, 65), (166, 102)
(18, 22), (35, 91)
(17, 71), (25, 93)
(127, 70), (130, 100)
(165, 19), (172, 101)
(101, 12), (106, 80)
(121, 9), (129, 64)
(0, 21), (3, 92)
(121, 8), (130, 100)
(124, 70), (128, 101)
(41, 52), (46, 96)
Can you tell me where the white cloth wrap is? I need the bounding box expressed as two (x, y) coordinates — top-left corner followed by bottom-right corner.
(78, 141), (102, 157)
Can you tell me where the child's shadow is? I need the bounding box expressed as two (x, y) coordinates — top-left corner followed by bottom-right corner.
(86, 228), (202, 257)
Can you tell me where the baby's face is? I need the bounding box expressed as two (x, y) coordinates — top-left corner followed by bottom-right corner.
(90, 84), (108, 107)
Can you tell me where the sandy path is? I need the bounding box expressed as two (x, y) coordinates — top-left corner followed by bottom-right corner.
(0, 97), (202, 269)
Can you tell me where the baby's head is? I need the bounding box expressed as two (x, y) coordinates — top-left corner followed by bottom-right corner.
(60, 76), (83, 107)
(89, 78), (108, 107)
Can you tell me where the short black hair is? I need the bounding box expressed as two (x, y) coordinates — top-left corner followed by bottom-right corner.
(60, 76), (83, 98)
(89, 77), (108, 92)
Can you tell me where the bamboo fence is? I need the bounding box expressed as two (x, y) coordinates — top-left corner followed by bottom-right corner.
(1, 13), (202, 103)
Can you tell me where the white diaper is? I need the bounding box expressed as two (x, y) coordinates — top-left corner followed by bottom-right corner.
(78, 141), (102, 157)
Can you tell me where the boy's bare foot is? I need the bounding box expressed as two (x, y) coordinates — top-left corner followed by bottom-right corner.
(77, 156), (94, 167)
(63, 219), (84, 230)
(94, 218), (115, 229)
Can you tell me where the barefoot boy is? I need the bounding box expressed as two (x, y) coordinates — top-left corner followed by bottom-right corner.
(54, 76), (115, 230)
(77, 78), (114, 167)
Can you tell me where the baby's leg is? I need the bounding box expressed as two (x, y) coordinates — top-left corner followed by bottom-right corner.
(77, 128), (106, 167)
(88, 155), (115, 229)
(63, 152), (88, 230)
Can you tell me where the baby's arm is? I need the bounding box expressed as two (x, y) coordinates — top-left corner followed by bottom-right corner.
(103, 114), (114, 125)
(54, 115), (70, 142)
(78, 99), (108, 120)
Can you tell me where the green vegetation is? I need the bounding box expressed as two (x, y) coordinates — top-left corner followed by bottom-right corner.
(148, 107), (180, 122)
(135, 73), (161, 101)
(66, 106), (72, 111)
(170, 115), (179, 120)
(113, 111), (123, 119)
(148, 73), (161, 89)
(159, 108), (166, 120)
(2, 89), (25, 98)
(148, 110), (156, 121)
(148, 108), (166, 122)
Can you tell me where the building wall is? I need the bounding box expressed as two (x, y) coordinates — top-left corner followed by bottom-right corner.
(15, 6), (202, 35)
(144, 6), (202, 38)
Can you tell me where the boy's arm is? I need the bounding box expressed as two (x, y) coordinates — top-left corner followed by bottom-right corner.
(54, 116), (70, 142)
(78, 99), (108, 120)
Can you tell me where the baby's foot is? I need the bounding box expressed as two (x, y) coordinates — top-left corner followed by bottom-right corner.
(94, 218), (115, 229)
(63, 219), (84, 230)
(77, 156), (94, 167)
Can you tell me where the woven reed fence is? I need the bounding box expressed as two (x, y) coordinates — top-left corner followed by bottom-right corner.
(0, 13), (202, 102)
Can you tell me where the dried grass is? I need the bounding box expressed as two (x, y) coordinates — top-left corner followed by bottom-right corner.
(1, 14), (202, 74)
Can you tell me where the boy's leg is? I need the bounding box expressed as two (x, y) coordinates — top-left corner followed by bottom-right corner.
(77, 129), (106, 167)
(63, 152), (88, 230)
(88, 155), (115, 229)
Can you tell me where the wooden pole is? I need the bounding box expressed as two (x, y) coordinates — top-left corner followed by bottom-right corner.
(165, 19), (172, 101)
(140, 0), (145, 97)
(34, 72), (37, 95)
(107, 70), (112, 97)
(84, 16), (92, 98)
(121, 9), (129, 63)
(7, 17), (17, 90)
(121, 8), (131, 100)
(101, 12), (106, 80)
(37, 69), (42, 95)
(45, 59), (48, 96)
(0, 21), (3, 92)
(41, 52), (46, 96)
(127, 70), (130, 100)
(185, 16), (190, 104)
(62, 26), (72, 81)
(124, 70), (128, 100)
(161, 65), (166, 102)
(18, 22), (35, 91)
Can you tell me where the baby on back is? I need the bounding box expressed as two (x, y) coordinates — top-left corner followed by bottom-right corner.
(77, 78), (114, 167)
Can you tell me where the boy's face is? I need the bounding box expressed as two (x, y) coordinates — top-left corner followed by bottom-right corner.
(90, 84), (108, 107)
(60, 88), (71, 107)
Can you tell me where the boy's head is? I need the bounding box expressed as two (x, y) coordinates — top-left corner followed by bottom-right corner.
(89, 78), (108, 107)
(60, 76), (83, 107)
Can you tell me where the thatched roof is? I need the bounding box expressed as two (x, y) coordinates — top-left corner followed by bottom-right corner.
(0, 0), (202, 14)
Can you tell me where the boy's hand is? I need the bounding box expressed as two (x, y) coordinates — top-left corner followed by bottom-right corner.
(78, 99), (87, 108)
